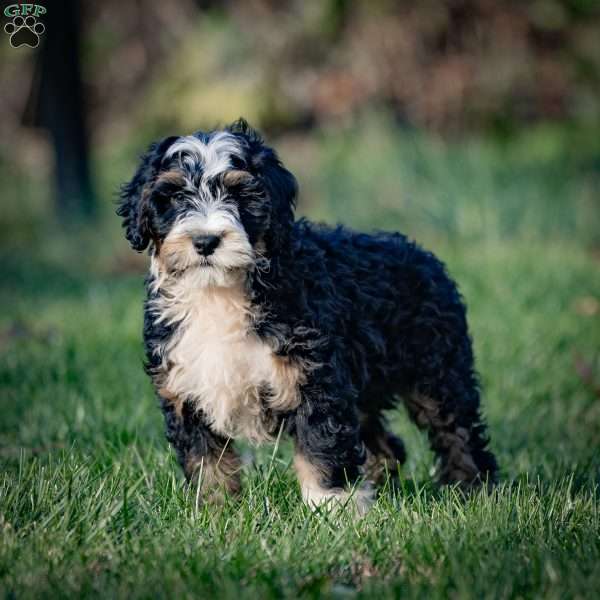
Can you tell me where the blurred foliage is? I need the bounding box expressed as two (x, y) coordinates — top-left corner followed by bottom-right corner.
(2, 1), (600, 139)
(0, 0), (599, 245)
(82, 0), (600, 134)
(69, 0), (600, 135)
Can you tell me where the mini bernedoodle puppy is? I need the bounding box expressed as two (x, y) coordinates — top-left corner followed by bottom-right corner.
(118, 119), (498, 514)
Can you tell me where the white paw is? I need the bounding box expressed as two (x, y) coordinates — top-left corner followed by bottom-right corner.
(301, 481), (374, 517)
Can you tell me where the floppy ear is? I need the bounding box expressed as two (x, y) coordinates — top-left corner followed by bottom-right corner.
(259, 150), (297, 253)
(117, 136), (178, 251)
(229, 120), (297, 253)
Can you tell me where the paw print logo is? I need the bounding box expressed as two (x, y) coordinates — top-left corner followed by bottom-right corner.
(4, 15), (45, 48)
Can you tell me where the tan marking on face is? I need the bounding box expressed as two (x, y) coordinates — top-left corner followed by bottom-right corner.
(157, 236), (196, 270)
(142, 171), (188, 253)
(222, 169), (253, 187)
(155, 169), (187, 187)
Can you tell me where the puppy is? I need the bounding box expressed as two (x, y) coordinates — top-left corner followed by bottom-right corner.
(118, 119), (497, 514)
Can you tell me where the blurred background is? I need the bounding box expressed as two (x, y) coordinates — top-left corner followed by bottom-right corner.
(1, 0), (599, 479)
(1, 0), (599, 251)
(2, 4), (600, 595)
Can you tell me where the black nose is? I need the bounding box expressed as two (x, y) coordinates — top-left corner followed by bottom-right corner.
(192, 234), (221, 256)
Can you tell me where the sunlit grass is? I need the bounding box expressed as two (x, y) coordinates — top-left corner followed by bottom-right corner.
(1, 124), (599, 597)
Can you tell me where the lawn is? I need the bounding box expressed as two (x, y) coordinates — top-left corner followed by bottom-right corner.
(1, 123), (599, 598)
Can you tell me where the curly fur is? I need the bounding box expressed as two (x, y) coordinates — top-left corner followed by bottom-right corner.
(117, 119), (498, 513)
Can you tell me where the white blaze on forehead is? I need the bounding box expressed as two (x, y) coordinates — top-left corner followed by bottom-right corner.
(171, 207), (243, 237)
(165, 132), (242, 179)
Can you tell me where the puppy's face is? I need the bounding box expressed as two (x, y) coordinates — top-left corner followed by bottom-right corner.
(118, 122), (297, 288)
(147, 135), (264, 286)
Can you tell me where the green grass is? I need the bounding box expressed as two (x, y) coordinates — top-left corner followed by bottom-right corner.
(1, 123), (600, 598)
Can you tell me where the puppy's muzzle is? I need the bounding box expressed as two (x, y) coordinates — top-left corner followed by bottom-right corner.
(193, 234), (221, 256)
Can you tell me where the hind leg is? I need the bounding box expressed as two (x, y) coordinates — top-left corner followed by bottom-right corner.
(360, 408), (407, 487)
(404, 342), (498, 488)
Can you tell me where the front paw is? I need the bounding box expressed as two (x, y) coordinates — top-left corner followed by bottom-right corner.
(302, 482), (375, 517)
(185, 454), (242, 504)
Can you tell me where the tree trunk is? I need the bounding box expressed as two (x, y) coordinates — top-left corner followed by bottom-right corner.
(26, 0), (95, 220)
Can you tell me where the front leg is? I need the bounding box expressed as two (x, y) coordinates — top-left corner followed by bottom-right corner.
(160, 394), (241, 500)
(293, 372), (373, 515)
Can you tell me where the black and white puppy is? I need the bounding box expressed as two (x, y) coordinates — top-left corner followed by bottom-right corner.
(118, 119), (497, 514)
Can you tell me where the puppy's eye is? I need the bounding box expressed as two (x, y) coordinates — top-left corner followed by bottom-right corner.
(153, 192), (177, 214)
